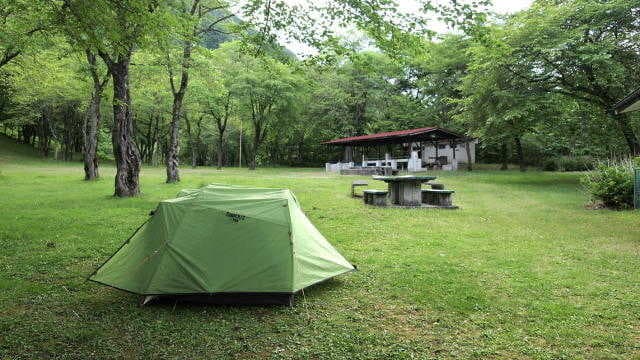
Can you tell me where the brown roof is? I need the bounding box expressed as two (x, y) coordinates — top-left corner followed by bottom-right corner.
(324, 126), (466, 146)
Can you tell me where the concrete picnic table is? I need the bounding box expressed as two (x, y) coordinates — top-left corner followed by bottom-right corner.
(372, 175), (437, 206)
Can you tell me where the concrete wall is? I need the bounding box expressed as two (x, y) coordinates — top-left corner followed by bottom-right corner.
(422, 140), (476, 165)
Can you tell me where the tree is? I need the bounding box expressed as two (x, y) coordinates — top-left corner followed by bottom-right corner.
(4, 44), (88, 158)
(58, 0), (175, 196)
(130, 50), (173, 166)
(502, 0), (640, 154)
(226, 51), (299, 170)
(457, 25), (561, 171)
(210, 91), (231, 169)
(162, 0), (234, 182)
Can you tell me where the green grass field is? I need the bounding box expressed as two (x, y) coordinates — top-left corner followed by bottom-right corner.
(1, 135), (639, 359)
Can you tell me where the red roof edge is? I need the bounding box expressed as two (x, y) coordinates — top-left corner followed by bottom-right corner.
(323, 126), (464, 145)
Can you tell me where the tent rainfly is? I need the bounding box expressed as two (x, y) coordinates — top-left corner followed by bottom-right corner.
(89, 184), (355, 305)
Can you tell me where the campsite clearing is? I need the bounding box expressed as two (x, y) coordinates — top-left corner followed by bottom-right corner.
(0, 139), (639, 359)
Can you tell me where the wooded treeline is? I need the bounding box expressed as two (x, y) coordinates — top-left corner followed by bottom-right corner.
(0, 0), (639, 196)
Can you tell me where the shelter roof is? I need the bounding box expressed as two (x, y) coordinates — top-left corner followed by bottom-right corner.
(324, 126), (466, 146)
(614, 87), (640, 114)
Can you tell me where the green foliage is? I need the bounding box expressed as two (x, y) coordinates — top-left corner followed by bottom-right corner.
(2, 0), (640, 172)
(0, 0), (52, 68)
(581, 159), (634, 209)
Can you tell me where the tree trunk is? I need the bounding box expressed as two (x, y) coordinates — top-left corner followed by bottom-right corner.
(104, 54), (141, 197)
(184, 114), (196, 168)
(38, 106), (52, 158)
(150, 115), (160, 164)
(500, 142), (508, 170)
(217, 134), (224, 169)
(82, 51), (108, 181)
(249, 153), (257, 170)
(249, 134), (258, 170)
(514, 136), (526, 172)
(83, 95), (101, 179)
(165, 40), (194, 183)
(166, 93), (183, 182)
(611, 112), (640, 155)
(464, 141), (473, 171)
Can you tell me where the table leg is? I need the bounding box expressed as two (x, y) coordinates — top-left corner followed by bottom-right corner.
(398, 181), (422, 206)
(387, 182), (399, 205)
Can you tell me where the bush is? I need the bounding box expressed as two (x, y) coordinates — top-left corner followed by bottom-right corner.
(558, 156), (594, 171)
(542, 156), (594, 172)
(541, 158), (558, 171)
(581, 158), (634, 209)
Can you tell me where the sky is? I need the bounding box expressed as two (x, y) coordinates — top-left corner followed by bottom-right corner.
(278, 0), (534, 57)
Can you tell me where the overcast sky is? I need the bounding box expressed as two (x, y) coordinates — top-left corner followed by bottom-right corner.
(278, 0), (534, 56)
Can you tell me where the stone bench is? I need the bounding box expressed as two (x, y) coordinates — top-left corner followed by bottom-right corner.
(363, 190), (388, 206)
(351, 180), (368, 198)
(422, 189), (457, 208)
(429, 183), (445, 190)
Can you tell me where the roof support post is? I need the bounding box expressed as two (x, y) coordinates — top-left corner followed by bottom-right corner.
(450, 140), (456, 159)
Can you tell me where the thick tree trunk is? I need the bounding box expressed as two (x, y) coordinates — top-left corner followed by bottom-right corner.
(105, 55), (141, 197)
(500, 142), (508, 170)
(611, 112), (640, 155)
(514, 136), (526, 172)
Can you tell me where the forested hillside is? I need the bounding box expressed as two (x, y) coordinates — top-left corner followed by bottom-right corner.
(0, 0), (638, 194)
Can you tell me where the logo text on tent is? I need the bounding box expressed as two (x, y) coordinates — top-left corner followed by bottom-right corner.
(225, 212), (247, 223)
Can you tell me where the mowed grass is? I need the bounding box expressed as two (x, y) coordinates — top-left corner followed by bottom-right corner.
(0, 136), (639, 359)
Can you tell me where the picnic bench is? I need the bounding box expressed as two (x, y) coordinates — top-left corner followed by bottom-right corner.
(422, 189), (457, 209)
(351, 180), (368, 198)
(363, 190), (388, 206)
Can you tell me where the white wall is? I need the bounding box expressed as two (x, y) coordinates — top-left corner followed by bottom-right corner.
(422, 141), (476, 164)
(325, 162), (354, 172)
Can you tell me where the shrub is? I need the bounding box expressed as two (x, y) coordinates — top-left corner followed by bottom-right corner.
(581, 158), (634, 209)
(541, 158), (558, 171)
(558, 156), (594, 171)
(542, 156), (594, 172)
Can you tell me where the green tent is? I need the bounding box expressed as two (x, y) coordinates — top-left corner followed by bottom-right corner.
(90, 184), (354, 305)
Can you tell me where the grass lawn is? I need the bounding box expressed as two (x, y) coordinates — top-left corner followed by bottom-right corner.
(1, 135), (639, 359)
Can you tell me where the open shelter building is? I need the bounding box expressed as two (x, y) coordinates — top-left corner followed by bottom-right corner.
(324, 126), (476, 172)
